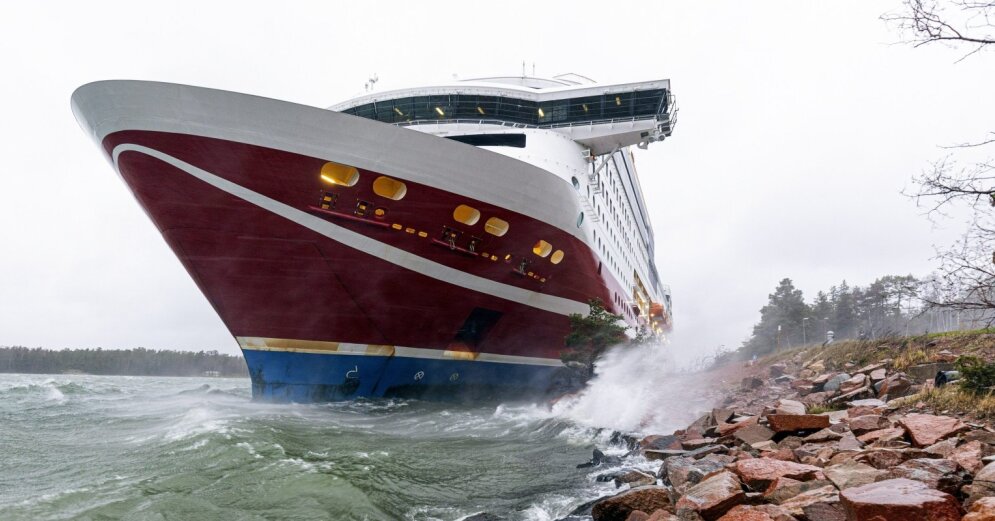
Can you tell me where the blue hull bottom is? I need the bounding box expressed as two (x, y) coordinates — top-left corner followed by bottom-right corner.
(242, 349), (577, 402)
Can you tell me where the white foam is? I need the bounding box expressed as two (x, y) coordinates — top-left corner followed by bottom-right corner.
(552, 340), (715, 434)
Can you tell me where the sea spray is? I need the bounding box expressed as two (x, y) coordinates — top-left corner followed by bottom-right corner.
(552, 339), (719, 434)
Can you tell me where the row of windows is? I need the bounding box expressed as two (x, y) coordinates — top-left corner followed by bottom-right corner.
(319, 164), (567, 268)
(342, 89), (668, 126)
(321, 162), (410, 203)
(452, 204), (564, 264)
(452, 204), (508, 237)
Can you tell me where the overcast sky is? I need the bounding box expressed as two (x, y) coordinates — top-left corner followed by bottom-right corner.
(1, 1), (992, 357)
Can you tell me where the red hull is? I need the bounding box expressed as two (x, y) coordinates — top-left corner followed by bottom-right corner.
(104, 130), (630, 360)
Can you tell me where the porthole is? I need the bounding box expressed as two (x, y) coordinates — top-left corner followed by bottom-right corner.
(372, 176), (407, 200)
(550, 250), (565, 264)
(571, 176), (580, 190)
(484, 217), (509, 237)
(453, 205), (481, 225)
(576, 212), (584, 228)
(320, 161), (359, 187)
(532, 240), (552, 258)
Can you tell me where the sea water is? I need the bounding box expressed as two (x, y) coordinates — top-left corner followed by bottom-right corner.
(0, 346), (712, 520)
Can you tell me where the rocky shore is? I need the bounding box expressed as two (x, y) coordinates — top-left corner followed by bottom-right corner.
(547, 335), (995, 521)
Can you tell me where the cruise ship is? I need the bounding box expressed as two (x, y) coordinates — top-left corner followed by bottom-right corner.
(71, 73), (675, 401)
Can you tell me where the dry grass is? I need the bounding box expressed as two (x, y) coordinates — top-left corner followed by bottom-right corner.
(807, 403), (846, 415)
(904, 385), (995, 419)
(893, 348), (931, 371)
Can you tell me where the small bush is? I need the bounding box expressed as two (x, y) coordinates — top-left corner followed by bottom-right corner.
(955, 355), (995, 395)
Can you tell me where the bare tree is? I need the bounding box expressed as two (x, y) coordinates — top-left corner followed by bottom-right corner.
(888, 1), (995, 320)
(884, 0), (995, 60)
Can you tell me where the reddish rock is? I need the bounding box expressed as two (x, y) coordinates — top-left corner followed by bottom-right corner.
(888, 458), (966, 496)
(683, 438), (718, 450)
(625, 512), (650, 521)
(800, 392), (831, 406)
(965, 430), (995, 445)
(640, 435), (682, 451)
(766, 415), (829, 433)
(804, 428), (842, 443)
(823, 460), (888, 490)
(741, 377), (763, 390)
(734, 425), (774, 446)
(855, 362), (886, 375)
(790, 379), (815, 395)
(869, 368), (887, 382)
(662, 456), (731, 494)
(716, 504), (795, 521)
(899, 413), (969, 447)
(802, 501), (846, 521)
(964, 497), (995, 521)
(839, 374), (868, 394)
(968, 461), (995, 508)
(615, 470), (657, 488)
(848, 415), (891, 435)
(923, 438), (959, 458)
(712, 408), (735, 425)
(763, 476), (833, 504)
(878, 372), (914, 398)
(764, 448), (797, 462)
(856, 427), (905, 444)
(778, 485), (839, 518)
(840, 478), (962, 520)
(731, 459), (824, 490)
(769, 364), (787, 378)
(933, 349), (957, 363)
(592, 486), (673, 521)
(951, 439), (992, 474)
(773, 399), (806, 416)
(646, 450), (689, 462)
(674, 471), (746, 521)
(847, 398), (887, 415)
(856, 448), (931, 469)
(645, 512), (677, 521)
(837, 432), (864, 452)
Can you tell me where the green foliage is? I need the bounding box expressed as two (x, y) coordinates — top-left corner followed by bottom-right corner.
(740, 274), (935, 361)
(561, 298), (628, 374)
(0, 346), (247, 377)
(956, 355), (995, 395)
(741, 278), (809, 357)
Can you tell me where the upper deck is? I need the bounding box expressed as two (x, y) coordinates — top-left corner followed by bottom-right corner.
(330, 77), (676, 155)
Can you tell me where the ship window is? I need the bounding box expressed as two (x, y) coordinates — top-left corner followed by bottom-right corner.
(577, 212), (584, 228)
(532, 240), (552, 258)
(320, 161), (359, 187)
(484, 217), (509, 237)
(571, 176), (580, 190)
(372, 176), (407, 200)
(453, 205), (480, 226)
(550, 250), (565, 264)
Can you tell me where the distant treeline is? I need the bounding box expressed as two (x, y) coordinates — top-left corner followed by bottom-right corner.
(732, 274), (992, 362)
(0, 346), (248, 377)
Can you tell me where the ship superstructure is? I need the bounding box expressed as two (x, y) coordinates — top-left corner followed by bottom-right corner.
(72, 73), (675, 401)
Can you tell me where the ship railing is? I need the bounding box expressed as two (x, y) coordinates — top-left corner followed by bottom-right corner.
(394, 114), (669, 131)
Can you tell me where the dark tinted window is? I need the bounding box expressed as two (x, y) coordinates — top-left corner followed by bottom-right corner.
(342, 89), (667, 127)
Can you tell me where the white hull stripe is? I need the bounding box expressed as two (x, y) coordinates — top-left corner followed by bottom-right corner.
(237, 337), (564, 367)
(112, 144), (590, 317)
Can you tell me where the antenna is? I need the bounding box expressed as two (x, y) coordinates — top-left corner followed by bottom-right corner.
(365, 73), (379, 92)
(522, 60), (526, 77)
(532, 62), (535, 77)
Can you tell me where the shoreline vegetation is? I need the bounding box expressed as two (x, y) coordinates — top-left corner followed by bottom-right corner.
(0, 346), (248, 377)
